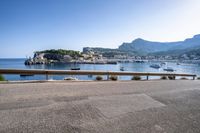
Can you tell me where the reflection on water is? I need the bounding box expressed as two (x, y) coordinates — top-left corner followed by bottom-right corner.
(0, 59), (200, 80)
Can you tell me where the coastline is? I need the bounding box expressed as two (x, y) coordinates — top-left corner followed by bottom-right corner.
(1, 58), (200, 81)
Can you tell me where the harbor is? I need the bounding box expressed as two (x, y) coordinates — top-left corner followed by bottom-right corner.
(1, 58), (200, 81)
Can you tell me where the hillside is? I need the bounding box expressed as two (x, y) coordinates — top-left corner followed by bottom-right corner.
(119, 38), (180, 54)
(118, 34), (200, 55)
(83, 47), (136, 58)
(35, 49), (81, 57)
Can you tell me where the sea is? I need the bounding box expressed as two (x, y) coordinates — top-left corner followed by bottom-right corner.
(0, 58), (200, 81)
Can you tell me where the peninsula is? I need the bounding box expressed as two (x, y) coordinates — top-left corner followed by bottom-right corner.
(24, 49), (117, 65)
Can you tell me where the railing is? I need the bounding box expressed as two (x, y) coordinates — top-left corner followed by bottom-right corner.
(0, 68), (197, 80)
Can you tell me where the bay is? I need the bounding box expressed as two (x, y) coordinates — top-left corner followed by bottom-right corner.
(0, 58), (199, 81)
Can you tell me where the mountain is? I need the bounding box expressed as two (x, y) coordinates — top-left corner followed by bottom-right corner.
(172, 34), (200, 50)
(119, 38), (180, 54)
(118, 34), (200, 55)
(83, 34), (200, 57)
(151, 45), (200, 57)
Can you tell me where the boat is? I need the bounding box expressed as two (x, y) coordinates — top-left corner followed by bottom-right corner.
(135, 60), (145, 63)
(107, 61), (117, 64)
(160, 62), (167, 66)
(150, 64), (161, 69)
(163, 67), (175, 72)
(71, 68), (80, 70)
(120, 67), (125, 71)
(88, 74), (93, 78)
(20, 74), (34, 77)
(71, 61), (80, 70)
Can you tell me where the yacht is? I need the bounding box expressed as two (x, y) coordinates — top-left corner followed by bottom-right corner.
(163, 67), (175, 72)
(150, 64), (161, 69)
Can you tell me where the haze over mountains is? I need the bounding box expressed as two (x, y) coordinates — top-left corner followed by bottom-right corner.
(85, 34), (200, 56)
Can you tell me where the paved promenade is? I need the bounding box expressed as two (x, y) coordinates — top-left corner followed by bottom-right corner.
(0, 80), (200, 133)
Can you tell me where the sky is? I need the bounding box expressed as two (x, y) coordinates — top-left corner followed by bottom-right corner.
(1, 0), (200, 58)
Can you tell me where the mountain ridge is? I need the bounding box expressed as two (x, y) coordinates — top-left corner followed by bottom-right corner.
(84, 34), (200, 57)
(119, 34), (200, 55)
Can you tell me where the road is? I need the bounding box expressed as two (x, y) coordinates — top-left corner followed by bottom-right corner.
(0, 80), (200, 133)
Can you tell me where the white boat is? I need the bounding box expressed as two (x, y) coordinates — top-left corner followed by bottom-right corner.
(163, 67), (175, 72)
(150, 64), (161, 69)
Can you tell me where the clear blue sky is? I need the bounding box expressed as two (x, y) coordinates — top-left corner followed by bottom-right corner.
(1, 0), (200, 58)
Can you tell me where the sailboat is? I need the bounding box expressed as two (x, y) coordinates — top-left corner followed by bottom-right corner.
(71, 61), (80, 70)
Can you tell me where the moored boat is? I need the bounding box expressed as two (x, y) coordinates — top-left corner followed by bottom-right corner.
(120, 67), (125, 71)
(71, 68), (80, 70)
(163, 67), (175, 72)
(160, 62), (167, 66)
(135, 60), (145, 63)
(20, 74), (34, 77)
(150, 64), (161, 69)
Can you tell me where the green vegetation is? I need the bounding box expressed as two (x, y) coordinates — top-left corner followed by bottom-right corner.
(197, 77), (200, 80)
(96, 76), (103, 81)
(168, 76), (176, 80)
(83, 47), (135, 58)
(0, 75), (5, 81)
(160, 76), (167, 80)
(35, 49), (81, 57)
(109, 75), (118, 81)
(131, 76), (141, 80)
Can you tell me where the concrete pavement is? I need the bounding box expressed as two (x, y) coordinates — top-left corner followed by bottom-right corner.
(0, 80), (200, 133)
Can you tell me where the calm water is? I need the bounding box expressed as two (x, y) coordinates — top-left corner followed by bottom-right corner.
(0, 58), (200, 80)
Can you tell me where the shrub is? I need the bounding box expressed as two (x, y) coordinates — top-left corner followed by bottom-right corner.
(168, 76), (175, 80)
(0, 75), (5, 81)
(96, 76), (103, 81)
(160, 76), (167, 80)
(197, 77), (200, 80)
(109, 75), (118, 81)
(63, 77), (77, 80)
(180, 77), (188, 80)
(131, 76), (141, 80)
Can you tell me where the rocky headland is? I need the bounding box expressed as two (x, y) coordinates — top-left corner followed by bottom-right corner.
(24, 49), (117, 65)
